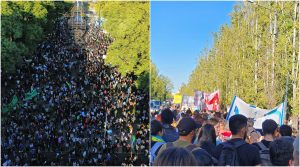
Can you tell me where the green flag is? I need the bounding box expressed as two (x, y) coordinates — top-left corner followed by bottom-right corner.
(66, 82), (71, 89)
(2, 95), (19, 113)
(2, 105), (9, 113)
(114, 110), (117, 117)
(9, 95), (18, 107)
(131, 135), (136, 149)
(24, 89), (38, 101)
(132, 108), (136, 115)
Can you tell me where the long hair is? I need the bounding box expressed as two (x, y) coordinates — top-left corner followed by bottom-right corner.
(153, 147), (197, 166)
(198, 124), (217, 146)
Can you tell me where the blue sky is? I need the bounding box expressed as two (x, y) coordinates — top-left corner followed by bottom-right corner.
(151, 1), (237, 92)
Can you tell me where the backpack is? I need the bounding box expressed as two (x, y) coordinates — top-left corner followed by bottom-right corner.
(218, 140), (246, 166)
(257, 142), (272, 166)
(150, 142), (165, 165)
(162, 126), (179, 142)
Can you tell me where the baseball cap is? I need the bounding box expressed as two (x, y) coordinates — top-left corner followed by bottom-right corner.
(177, 117), (201, 136)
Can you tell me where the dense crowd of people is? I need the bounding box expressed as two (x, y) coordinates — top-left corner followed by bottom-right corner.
(1, 16), (149, 166)
(151, 106), (299, 166)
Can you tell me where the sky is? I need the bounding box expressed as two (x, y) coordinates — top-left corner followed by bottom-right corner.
(151, 1), (237, 93)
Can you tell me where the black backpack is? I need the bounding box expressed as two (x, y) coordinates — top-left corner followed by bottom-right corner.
(257, 142), (272, 166)
(218, 140), (246, 166)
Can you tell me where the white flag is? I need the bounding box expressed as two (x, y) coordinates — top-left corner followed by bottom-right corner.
(226, 96), (285, 129)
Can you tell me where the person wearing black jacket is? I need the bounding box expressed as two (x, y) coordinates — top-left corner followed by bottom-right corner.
(215, 114), (261, 166)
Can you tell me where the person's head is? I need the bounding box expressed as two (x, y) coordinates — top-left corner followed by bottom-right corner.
(293, 136), (299, 166)
(280, 125), (292, 137)
(186, 108), (192, 117)
(198, 124), (216, 146)
(161, 108), (174, 125)
(151, 120), (163, 136)
(153, 147), (197, 166)
(247, 118), (254, 127)
(262, 119), (279, 138)
(208, 117), (220, 135)
(177, 117), (201, 143)
(246, 126), (261, 144)
(208, 117), (219, 127)
(269, 138), (294, 166)
(229, 114), (248, 139)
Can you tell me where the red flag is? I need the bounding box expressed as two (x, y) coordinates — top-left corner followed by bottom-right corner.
(205, 90), (220, 111)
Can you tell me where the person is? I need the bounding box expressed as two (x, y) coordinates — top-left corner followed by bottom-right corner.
(280, 124), (293, 136)
(216, 114), (261, 166)
(160, 108), (179, 142)
(279, 125), (294, 144)
(216, 123), (228, 145)
(157, 117), (217, 166)
(1, 17), (149, 166)
(191, 148), (215, 166)
(253, 119), (280, 148)
(293, 135), (299, 166)
(253, 119), (280, 166)
(153, 147), (197, 166)
(269, 138), (294, 166)
(150, 120), (165, 165)
(246, 118), (261, 144)
(171, 104), (179, 121)
(158, 117), (200, 155)
(186, 108), (192, 117)
(197, 124), (217, 158)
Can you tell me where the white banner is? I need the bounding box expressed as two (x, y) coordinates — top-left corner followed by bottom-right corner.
(226, 96), (285, 129)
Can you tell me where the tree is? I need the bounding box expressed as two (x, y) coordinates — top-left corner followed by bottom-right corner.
(92, 1), (150, 77)
(180, 1), (299, 116)
(151, 62), (173, 100)
(1, 1), (72, 72)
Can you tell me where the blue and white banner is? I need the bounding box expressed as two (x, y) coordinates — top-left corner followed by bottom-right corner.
(194, 91), (203, 107)
(182, 96), (195, 109)
(182, 96), (189, 107)
(226, 96), (285, 129)
(187, 96), (194, 108)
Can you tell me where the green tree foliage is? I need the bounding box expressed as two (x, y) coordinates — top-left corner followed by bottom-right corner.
(1, 1), (72, 72)
(92, 1), (150, 79)
(180, 2), (300, 116)
(151, 62), (173, 100)
(137, 71), (149, 92)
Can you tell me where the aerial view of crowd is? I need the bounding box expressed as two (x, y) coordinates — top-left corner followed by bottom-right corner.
(151, 105), (299, 166)
(1, 16), (149, 166)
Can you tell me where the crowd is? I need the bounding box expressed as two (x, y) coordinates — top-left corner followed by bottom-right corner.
(1, 16), (149, 166)
(151, 106), (299, 166)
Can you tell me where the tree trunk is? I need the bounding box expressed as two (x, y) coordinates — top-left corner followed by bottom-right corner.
(266, 3), (272, 106)
(292, 1), (298, 112)
(295, 2), (300, 115)
(271, 0), (277, 105)
(255, 7), (258, 100)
